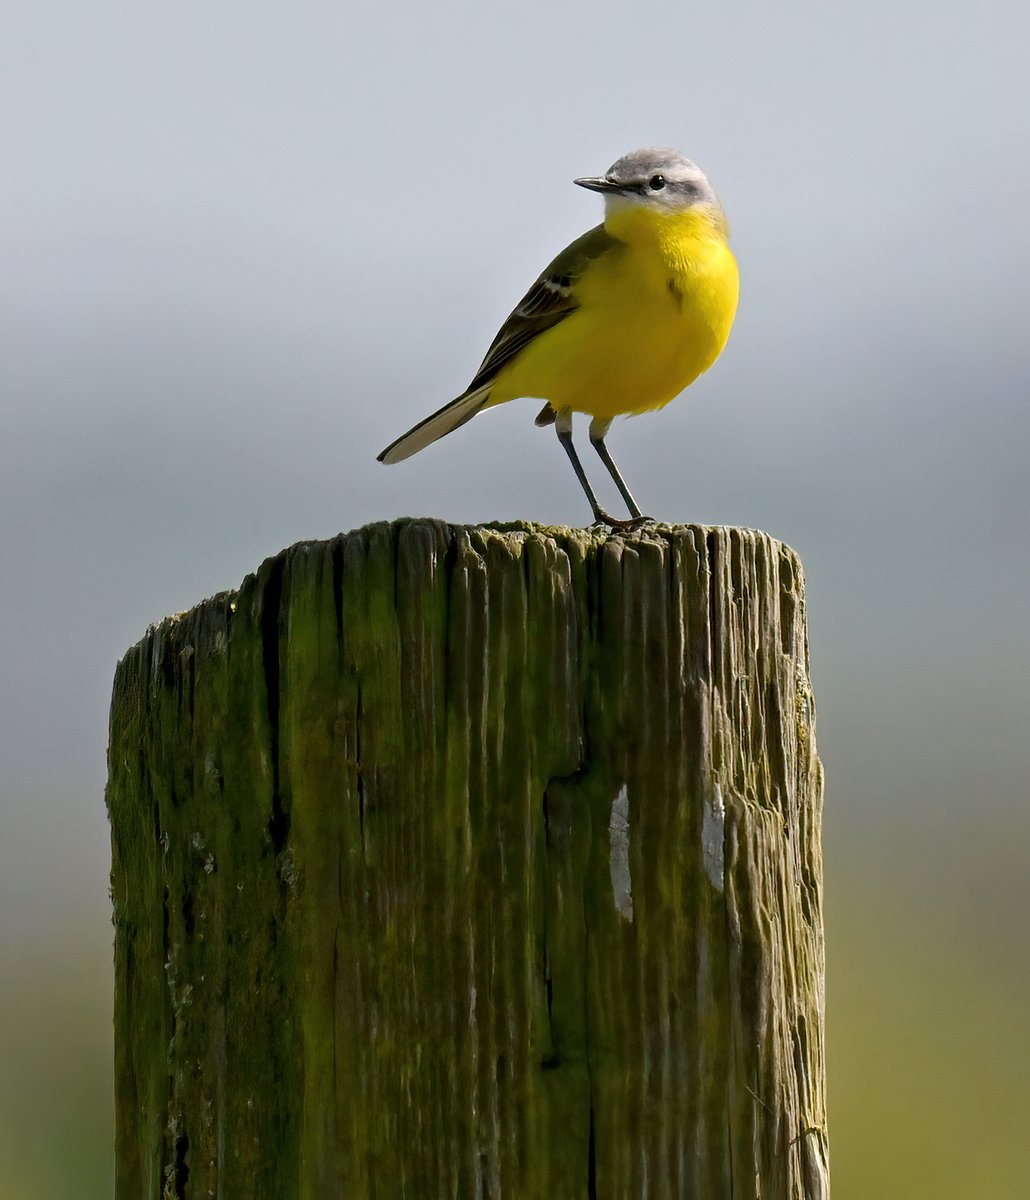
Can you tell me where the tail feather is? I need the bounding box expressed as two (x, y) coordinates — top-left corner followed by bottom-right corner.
(377, 385), (491, 464)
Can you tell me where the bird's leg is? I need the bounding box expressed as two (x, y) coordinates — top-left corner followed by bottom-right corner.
(554, 410), (625, 528)
(590, 419), (642, 516)
(589, 418), (653, 528)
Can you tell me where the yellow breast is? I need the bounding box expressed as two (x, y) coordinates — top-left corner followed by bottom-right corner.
(492, 206), (739, 420)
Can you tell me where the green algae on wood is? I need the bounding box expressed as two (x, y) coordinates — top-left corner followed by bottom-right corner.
(107, 520), (828, 1199)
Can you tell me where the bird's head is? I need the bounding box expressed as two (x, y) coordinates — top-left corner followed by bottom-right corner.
(574, 148), (723, 225)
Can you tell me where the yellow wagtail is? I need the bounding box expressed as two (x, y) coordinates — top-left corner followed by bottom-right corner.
(378, 147), (739, 529)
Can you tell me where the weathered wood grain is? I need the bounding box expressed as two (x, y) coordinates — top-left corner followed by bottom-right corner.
(107, 520), (827, 1198)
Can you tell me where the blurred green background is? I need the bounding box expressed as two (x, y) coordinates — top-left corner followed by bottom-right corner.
(2, 2), (1026, 1196)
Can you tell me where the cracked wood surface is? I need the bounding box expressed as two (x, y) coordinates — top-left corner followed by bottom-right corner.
(107, 519), (828, 1199)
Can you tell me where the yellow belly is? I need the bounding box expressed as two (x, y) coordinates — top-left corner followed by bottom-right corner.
(489, 210), (739, 421)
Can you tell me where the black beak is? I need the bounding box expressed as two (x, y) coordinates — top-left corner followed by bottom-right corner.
(573, 176), (623, 194)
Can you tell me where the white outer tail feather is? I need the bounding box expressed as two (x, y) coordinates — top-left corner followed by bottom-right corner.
(378, 384), (492, 464)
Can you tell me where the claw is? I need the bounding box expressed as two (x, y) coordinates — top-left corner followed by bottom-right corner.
(591, 512), (655, 532)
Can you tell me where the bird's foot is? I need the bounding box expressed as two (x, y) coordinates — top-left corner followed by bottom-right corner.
(591, 511), (655, 532)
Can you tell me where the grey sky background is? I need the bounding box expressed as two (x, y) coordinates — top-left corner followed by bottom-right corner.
(1, 0), (1028, 1190)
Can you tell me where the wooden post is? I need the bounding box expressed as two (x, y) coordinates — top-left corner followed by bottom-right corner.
(107, 520), (828, 1199)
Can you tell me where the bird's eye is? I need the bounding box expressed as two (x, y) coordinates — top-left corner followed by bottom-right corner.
(648, 174), (666, 191)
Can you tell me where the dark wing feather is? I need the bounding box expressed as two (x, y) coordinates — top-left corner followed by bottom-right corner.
(466, 224), (617, 393)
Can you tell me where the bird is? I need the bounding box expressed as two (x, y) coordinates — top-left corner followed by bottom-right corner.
(377, 147), (739, 529)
